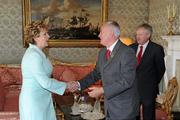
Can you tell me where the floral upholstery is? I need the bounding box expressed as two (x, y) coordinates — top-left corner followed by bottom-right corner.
(4, 85), (21, 111)
(0, 68), (16, 87)
(7, 68), (22, 85)
(59, 69), (77, 82)
(0, 65), (21, 119)
(155, 109), (168, 120)
(53, 63), (95, 81)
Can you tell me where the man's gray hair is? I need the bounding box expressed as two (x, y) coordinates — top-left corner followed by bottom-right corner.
(106, 21), (121, 37)
(137, 23), (153, 35)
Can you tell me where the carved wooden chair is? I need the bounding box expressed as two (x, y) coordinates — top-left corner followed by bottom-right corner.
(156, 77), (179, 120)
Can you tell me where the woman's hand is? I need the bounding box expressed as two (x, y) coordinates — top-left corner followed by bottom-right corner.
(66, 81), (79, 92)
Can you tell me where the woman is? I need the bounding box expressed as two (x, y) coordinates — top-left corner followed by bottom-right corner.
(19, 20), (67, 120)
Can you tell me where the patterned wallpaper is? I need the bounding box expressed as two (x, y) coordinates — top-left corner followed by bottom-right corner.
(109, 0), (149, 38)
(0, 0), (25, 64)
(149, 0), (180, 48)
(0, 0), (148, 64)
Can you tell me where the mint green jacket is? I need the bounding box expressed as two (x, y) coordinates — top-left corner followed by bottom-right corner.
(19, 44), (66, 120)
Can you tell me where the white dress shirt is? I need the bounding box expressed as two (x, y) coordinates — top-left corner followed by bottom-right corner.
(107, 39), (119, 52)
(136, 40), (149, 57)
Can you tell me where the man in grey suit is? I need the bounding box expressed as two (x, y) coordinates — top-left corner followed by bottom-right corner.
(70, 21), (139, 120)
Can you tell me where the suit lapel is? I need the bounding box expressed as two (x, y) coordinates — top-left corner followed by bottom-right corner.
(133, 43), (138, 53)
(102, 48), (108, 66)
(104, 40), (121, 68)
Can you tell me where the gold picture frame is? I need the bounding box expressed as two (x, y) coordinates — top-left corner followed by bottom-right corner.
(22, 0), (108, 47)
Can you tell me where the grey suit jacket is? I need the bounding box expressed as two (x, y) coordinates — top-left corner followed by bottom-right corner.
(79, 40), (139, 120)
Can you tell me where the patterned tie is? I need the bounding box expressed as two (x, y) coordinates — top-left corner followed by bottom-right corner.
(137, 46), (143, 65)
(106, 49), (111, 60)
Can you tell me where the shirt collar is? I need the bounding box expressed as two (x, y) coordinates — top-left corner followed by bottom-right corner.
(138, 40), (149, 48)
(107, 39), (118, 52)
(29, 43), (46, 58)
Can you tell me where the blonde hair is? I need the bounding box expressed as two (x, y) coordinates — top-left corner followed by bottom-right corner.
(24, 20), (48, 44)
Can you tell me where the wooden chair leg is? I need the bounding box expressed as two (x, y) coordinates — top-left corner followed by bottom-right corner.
(53, 99), (65, 120)
(56, 108), (65, 120)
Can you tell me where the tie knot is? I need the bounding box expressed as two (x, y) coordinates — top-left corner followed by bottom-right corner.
(107, 49), (111, 53)
(140, 45), (143, 49)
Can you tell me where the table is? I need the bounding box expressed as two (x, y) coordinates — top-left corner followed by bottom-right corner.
(60, 105), (84, 120)
(54, 94), (95, 120)
(54, 93), (105, 120)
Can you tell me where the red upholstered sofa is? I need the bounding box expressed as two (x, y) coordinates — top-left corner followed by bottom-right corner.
(0, 62), (97, 119)
(0, 64), (21, 120)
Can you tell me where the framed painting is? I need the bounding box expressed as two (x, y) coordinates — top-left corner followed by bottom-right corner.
(22, 0), (108, 47)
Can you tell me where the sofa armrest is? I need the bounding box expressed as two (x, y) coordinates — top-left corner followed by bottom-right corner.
(0, 82), (5, 111)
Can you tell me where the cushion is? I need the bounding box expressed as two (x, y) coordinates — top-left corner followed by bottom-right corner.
(8, 68), (22, 84)
(3, 95), (19, 112)
(156, 109), (168, 120)
(3, 84), (20, 112)
(0, 68), (16, 87)
(53, 64), (95, 80)
(0, 67), (5, 75)
(60, 69), (77, 82)
(52, 65), (66, 80)
(72, 66), (94, 80)
(0, 81), (5, 111)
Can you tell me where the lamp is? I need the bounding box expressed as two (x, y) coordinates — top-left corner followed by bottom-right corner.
(119, 37), (134, 46)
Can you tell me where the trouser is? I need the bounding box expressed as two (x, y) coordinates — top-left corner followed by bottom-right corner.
(136, 99), (155, 120)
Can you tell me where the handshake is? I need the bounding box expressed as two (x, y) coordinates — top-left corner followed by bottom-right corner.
(66, 81), (104, 99)
(66, 81), (79, 93)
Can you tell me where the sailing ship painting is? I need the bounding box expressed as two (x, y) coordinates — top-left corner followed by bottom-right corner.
(30, 0), (102, 40)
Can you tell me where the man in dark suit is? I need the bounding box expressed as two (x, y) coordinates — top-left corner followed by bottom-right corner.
(130, 23), (166, 120)
(69, 21), (139, 120)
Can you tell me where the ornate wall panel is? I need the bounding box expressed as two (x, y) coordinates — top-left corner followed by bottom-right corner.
(0, 0), (149, 63)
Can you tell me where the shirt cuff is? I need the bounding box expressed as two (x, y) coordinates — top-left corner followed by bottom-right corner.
(77, 81), (81, 91)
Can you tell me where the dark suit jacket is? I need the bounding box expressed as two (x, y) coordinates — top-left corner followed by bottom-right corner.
(79, 40), (139, 120)
(130, 41), (165, 101)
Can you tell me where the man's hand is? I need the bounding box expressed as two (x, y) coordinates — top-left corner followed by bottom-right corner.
(66, 81), (79, 93)
(88, 86), (104, 99)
